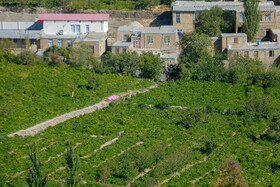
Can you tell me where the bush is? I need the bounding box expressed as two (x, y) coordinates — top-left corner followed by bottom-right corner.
(16, 50), (42, 65)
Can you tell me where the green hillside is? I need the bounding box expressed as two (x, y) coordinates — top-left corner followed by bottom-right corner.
(1, 80), (279, 186)
(0, 63), (152, 135)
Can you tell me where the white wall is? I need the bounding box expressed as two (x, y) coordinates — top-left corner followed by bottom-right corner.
(0, 22), (34, 30)
(43, 20), (108, 34)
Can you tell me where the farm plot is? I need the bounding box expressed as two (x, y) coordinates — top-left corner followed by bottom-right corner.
(1, 80), (279, 186)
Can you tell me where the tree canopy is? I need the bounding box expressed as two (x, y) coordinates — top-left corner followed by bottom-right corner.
(195, 6), (235, 37)
(242, 0), (261, 41)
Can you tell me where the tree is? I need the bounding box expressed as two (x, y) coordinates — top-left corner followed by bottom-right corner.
(214, 158), (248, 187)
(68, 83), (77, 98)
(101, 52), (117, 73)
(242, 0), (261, 41)
(139, 52), (163, 81)
(193, 52), (227, 81)
(178, 32), (212, 79)
(269, 114), (280, 144)
(25, 143), (48, 187)
(195, 6), (235, 37)
(115, 51), (139, 76)
(65, 141), (81, 187)
(68, 44), (97, 68)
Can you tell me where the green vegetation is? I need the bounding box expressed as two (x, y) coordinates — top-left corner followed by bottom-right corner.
(195, 6), (235, 37)
(0, 62), (152, 135)
(0, 79), (279, 186)
(242, 0), (261, 41)
(0, 0), (173, 10)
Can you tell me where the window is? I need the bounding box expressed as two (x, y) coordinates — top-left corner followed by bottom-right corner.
(90, 46), (94, 54)
(254, 51), (258, 57)
(176, 13), (180, 23)
(177, 29), (183, 39)
(239, 14), (243, 23)
(123, 34), (129, 41)
(30, 39), (37, 45)
(48, 40), (53, 47)
(67, 40), (72, 47)
(233, 37), (238, 44)
(147, 36), (153, 44)
(164, 36), (170, 44)
(58, 40), (63, 47)
(133, 37), (141, 48)
(71, 25), (81, 33)
(269, 50), (274, 57)
(86, 25), (89, 33)
(265, 14), (271, 21)
(123, 47), (127, 53)
(13, 39), (18, 45)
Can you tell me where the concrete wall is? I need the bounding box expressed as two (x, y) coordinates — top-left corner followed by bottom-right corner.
(43, 20), (108, 35)
(230, 49), (280, 67)
(221, 35), (247, 52)
(140, 33), (177, 50)
(83, 39), (106, 58)
(40, 38), (74, 49)
(172, 12), (194, 33)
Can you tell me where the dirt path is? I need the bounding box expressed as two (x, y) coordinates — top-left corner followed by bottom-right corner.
(8, 84), (157, 138)
(157, 156), (208, 186)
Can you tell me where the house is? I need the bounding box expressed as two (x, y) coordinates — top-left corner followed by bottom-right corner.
(38, 13), (109, 58)
(171, 1), (280, 41)
(0, 21), (42, 54)
(213, 33), (280, 67)
(112, 23), (179, 64)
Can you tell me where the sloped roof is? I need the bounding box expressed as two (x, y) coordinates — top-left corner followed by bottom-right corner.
(38, 13), (110, 21)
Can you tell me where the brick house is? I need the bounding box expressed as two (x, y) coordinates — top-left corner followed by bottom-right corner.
(112, 24), (179, 64)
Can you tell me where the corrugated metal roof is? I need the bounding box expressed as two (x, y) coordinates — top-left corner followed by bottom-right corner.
(38, 13), (110, 21)
(118, 26), (177, 34)
(0, 30), (41, 39)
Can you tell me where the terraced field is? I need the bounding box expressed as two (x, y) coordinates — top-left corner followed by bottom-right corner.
(1, 80), (279, 186)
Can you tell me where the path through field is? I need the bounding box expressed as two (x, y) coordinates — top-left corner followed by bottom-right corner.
(7, 84), (158, 138)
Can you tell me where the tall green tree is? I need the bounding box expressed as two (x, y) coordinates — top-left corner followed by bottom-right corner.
(242, 0), (261, 41)
(65, 141), (81, 187)
(25, 143), (48, 187)
(139, 52), (163, 81)
(115, 51), (139, 76)
(195, 6), (235, 37)
(178, 32), (212, 79)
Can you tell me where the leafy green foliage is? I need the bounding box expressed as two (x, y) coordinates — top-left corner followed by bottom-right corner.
(139, 52), (163, 81)
(242, 0), (261, 41)
(0, 63), (152, 135)
(195, 6), (235, 37)
(178, 32), (212, 79)
(214, 158), (248, 187)
(269, 114), (280, 143)
(25, 143), (48, 187)
(65, 141), (81, 187)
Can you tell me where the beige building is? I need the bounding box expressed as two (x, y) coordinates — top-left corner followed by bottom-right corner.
(112, 25), (179, 64)
(172, 1), (280, 41)
(213, 33), (280, 67)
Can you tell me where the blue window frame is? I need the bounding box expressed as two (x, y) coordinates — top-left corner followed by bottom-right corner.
(58, 40), (63, 47)
(48, 40), (53, 47)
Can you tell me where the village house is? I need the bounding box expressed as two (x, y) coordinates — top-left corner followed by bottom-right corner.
(112, 22), (179, 64)
(171, 0), (280, 41)
(0, 21), (42, 54)
(212, 33), (280, 67)
(38, 13), (109, 58)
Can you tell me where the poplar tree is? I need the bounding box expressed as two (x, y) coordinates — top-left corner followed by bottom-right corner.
(242, 0), (261, 41)
(65, 141), (81, 187)
(25, 143), (48, 187)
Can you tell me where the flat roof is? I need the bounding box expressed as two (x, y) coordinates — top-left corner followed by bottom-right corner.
(38, 13), (110, 21)
(221, 33), (247, 37)
(118, 25), (177, 34)
(172, 1), (276, 12)
(112, 41), (132, 47)
(74, 32), (107, 43)
(229, 42), (280, 51)
(0, 30), (41, 39)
